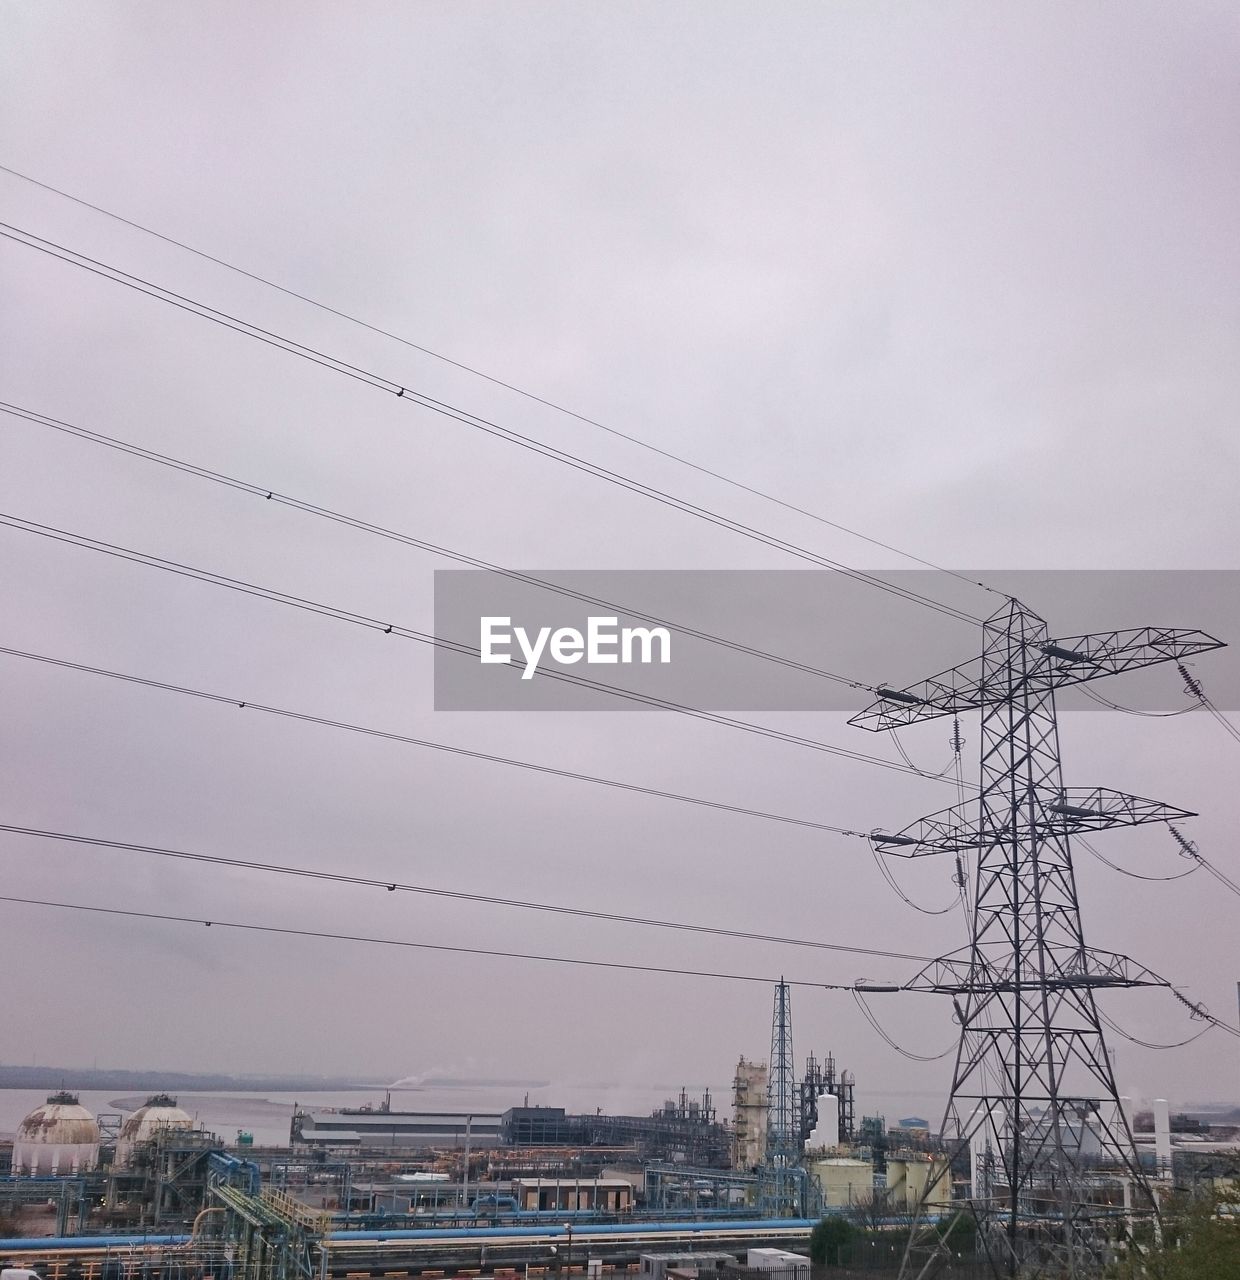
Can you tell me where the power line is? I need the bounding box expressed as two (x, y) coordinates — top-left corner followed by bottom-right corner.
(0, 893), (895, 990)
(0, 162), (1002, 599)
(1078, 836), (1199, 883)
(1078, 685), (1198, 717)
(0, 513), (955, 783)
(0, 400), (872, 693)
(1096, 1008), (1213, 1051)
(1167, 825), (1240, 901)
(1199, 698), (1240, 747)
(3, 840), (1232, 1044)
(0, 644), (878, 833)
(1081, 828), (1240, 897)
(866, 836), (959, 915)
(1175, 663), (1240, 749)
(0, 221), (984, 628)
(1168, 987), (1240, 1039)
(1197, 856), (1240, 900)
(887, 726), (956, 779)
(1, 877), (1229, 1049)
(0, 821), (935, 964)
(1197, 701), (1238, 747)
(851, 990), (955, 1061)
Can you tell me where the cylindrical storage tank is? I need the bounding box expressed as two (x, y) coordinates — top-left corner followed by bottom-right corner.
(806, 1091), (840, 1149)
(114, 1093), (194, 1167)
(12, 1091), (101, 1175)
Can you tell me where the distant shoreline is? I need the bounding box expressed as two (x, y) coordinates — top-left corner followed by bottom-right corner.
(0, 1069), (553, 1093)
(0, 1070), (388, 1093)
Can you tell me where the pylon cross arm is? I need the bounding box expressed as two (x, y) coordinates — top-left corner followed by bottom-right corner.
(1044, 626), (1224, 677)
(872, 787), (1195, 855)
(904, 946), (1167, 993)
(849, 658), (989, 730)
(848, 626), (1223, 731)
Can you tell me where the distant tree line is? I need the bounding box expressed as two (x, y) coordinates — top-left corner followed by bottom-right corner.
(0, 1065), (387, 1091)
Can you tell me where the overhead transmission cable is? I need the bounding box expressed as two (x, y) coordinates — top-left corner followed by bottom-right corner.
(0, 821), (934, 964)
(1177, 662), (1240, 748)
(1096, 1008), (1212, 1051)
(3, 888), (1223, 1050)
(1168, 824), (1240, 901)
(0, 894), (898, 991)
(1, 845), (1232, 1041)
(0, 513), (957, 784)
(0, 221), (983, 628)
(851, 991), (956, 1062)
(866, 836), (958, 916)
(1079, 685), (1198, 717)
(887, 727), (956, 779)
(3, 184), (1232, 1054)
(29, 866), (1220, 1042)
(1081, 825), (1240, 898)
(1078, 835), (1199, 884)
(0, 163), (1001, 600)
(0, 645), (877, 835)
(1074, 824), (1228, 896)
(1168, 987), (1240, 1040)
(0, 401), (871, 694)
(864, 720), (970, 917)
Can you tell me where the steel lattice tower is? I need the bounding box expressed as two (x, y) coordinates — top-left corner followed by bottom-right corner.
(851, 599), (1223, 1277)
(769, 979), (797, 1158)
(762, 978), (803, 1216)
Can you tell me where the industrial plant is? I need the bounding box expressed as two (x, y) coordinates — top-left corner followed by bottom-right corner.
(0, 1026), (936, 1280)
(3, 964), (1238, 1280)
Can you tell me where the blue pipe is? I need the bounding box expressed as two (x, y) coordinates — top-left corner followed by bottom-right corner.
(0, 1216), (830, 1253)
(326, 1219), (820, 1241)
(208, 1151), (261, 1196)
(0, 1236), (191, 1250)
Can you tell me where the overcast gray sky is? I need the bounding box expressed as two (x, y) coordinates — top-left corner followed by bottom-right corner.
(1, 2), (1238, 1117)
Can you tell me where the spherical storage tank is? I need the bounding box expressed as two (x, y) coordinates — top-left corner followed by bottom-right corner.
(114, 1093), (194, 1167)
(13, 1091), (101, 1174)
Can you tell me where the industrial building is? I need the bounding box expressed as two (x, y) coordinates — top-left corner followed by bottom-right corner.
(745, 1247), (811, 1280)
(293, 1108), (503, 1149)
(797, 1052), (855, 1146)
(638, 1251), (737, 1280)
(499, 1099), (727, 1166)
(290, 1097), (726, 1166)
(730, 1058), (766, 1170)
(513, 1177), (634, 1212)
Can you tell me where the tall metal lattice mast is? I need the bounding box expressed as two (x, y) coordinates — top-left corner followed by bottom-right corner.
(851, 599), (1223, 1276)
(764, 978), (802, 1215)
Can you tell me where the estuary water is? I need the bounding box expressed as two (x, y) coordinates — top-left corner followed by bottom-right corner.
(0, 1082), (705, 1148)
(1, 1082), (947, 1148)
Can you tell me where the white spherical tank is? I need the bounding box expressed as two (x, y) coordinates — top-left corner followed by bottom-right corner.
(114, 1093), (194, 1167)
(12, 1091), (101, 1175)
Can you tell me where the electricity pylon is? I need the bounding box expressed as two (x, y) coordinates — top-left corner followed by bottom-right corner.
(851, 599), (1223, 1277)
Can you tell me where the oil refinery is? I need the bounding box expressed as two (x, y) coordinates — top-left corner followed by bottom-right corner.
(3, 980), (1237, 1280)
